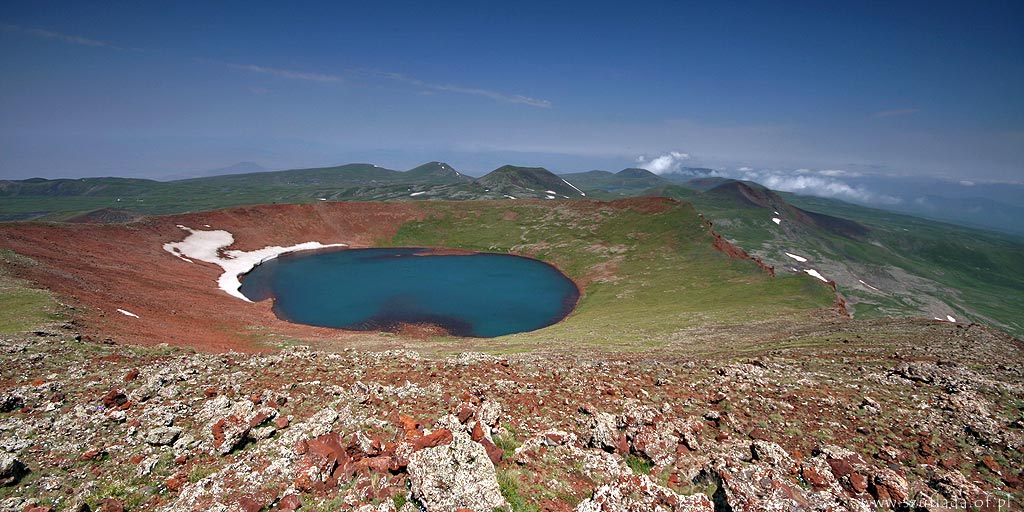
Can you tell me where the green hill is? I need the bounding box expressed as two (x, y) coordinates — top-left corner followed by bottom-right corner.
(475, 165), (587, 199)
(654, 182), (1024, 338)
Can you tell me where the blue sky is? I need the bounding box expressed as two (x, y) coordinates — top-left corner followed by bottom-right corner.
(1, 1), (1021, 182)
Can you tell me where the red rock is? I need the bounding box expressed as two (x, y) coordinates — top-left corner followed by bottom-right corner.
(174, 455), (187, 464)
(102, 389), (127, 408)
(248, 409), (275, 428)
(980, 455), (1001, 474)
(826, 457), (854, 479)
(203, 388), (218, 397)
(748, 427), (769, 440)
(30, 379), (45, 387)
(123, 369), (140, 382)
(849, 472), (868, 493)
(478, 436), (503, 465)
(278, 494), (302, 511)
(399, 414), (421, 440)
(294, 440), (308, 455)
(25, 507), (53, 512)
(98, 499), (125, 512)
(275, 416), (289, 429)
(413, 429), (453, 451)
(238, 497), (266, 512)
(539, 500), (573, 512)
(544, 432), (565, 444)
(212, 418), (228, 449)
(129, 454), (145, 464)
(81, 447), (104, 461)
(457, 404), (475, 423)
(614, 432), (629, 454)
(801, 465), (832, 489)
(165, 471), (187, 492)
(355, 455), (394, 473)
(1003, 473), (1021, 489)
(471, 422), (485, 442)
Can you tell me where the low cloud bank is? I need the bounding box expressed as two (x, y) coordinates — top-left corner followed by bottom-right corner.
(636, 151), (900, 205)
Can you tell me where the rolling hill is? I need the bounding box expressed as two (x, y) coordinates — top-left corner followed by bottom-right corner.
(474, 165), (587, 199)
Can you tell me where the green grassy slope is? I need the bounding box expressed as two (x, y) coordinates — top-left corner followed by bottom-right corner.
(653, 184), (1024, 338)
(0, 250), (64, 334)
(385, 200), (836, 349)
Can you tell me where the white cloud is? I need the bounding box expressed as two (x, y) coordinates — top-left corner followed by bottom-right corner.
(959, 180), (975, 186)
(636, 151), (691, 174)
(429, 84), (551, 108)
(1, 23), (125, 50)
(818, 169), (859, 177)
(737, 166), (753, 171)
(722, 167), (902, 205)
(229, 64), (343, 83)
(377, 71), (551, 108)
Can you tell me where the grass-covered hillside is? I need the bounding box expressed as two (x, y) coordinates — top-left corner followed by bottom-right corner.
(654, 183), (1024, 338)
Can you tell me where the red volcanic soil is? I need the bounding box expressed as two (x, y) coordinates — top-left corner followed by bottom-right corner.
(0, 202), (431, 352)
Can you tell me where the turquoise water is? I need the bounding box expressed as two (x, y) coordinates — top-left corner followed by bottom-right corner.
(239, 248), (579, 337)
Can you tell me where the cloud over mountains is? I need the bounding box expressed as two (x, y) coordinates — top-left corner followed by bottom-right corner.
(637, 151), (901, 205)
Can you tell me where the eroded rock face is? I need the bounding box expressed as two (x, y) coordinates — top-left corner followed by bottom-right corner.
(407, 430), (507, 512)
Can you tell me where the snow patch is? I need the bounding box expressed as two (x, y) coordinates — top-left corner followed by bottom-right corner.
(946, 315), (957, 323)
(772, 217), (781, 225)
(804, 269), (829, 282)
(318, 198), (327, 201)
(545, 190), (557, 195)
(503, 194), (517, 200)
(858, 279), (881, 292)
(116, 308), (139, 318)
(561, 178), (586, 196)
(409, 191), (427, 197)
(163, 226), (346, 302)
(784, 252), (808, 263)
(545, 195), (555, 200)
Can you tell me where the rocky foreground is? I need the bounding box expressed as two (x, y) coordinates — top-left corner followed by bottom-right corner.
(0, 319), (1022, 511)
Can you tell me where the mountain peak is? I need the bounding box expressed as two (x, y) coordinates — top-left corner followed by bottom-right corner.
(404, 161), (471, 183)
(477, 165), (586, 198)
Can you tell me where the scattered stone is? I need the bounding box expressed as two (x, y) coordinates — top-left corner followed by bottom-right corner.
(145, 426), (182, 446)
(576, 474), (713, 511)
(101, 389), (127, 409)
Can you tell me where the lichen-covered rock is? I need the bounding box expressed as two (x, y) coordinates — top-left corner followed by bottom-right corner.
(750, 440), (793, 472)
(575, 474), (713, 511)
(407, 430), (507, 512)
(145, 426), (182, 446)
(588, 412), (626, 453)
